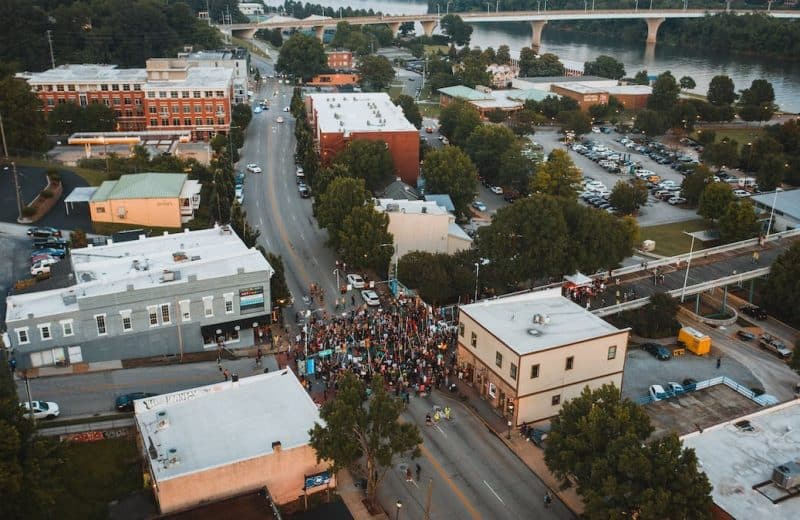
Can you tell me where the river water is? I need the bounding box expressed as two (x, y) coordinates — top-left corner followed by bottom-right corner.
(262, 0), (800, 112)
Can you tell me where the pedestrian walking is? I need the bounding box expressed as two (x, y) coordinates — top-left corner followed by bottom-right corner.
(752, 251), (760, 264)
(223, 368), (230, 381)
(8, 357), (16, 375)
(716, 357), (722, 369)
(416, 463), (421, 481)
(256, 348), (263, 367)
(544, 492), (552, 508)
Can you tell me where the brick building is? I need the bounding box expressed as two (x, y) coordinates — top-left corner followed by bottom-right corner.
(304, 93), (420, 185)
(326, 50), (354, 71)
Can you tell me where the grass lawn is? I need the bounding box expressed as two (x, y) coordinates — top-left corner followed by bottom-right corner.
(54, 437), (143, 520)
(423, 44), (449, 55)
(419, 102), (441, 118)
(12, 156), (108, 186)
(693, 127), (765, 148)
(387, 85), (404, 98)
(640, 218), (710, 257)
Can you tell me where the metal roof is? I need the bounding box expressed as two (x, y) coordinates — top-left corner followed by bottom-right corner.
(90, 173), (187, 201)
(438, 86), (493, 101)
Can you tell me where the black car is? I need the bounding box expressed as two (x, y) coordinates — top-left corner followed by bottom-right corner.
(33, 238), (69, 250)
(740, 304), (768, 320)
(115, 392), (158, 412)
(642, 342), (672, 360)
(27, 226), (62, 239)
(737, 330), (756, 341)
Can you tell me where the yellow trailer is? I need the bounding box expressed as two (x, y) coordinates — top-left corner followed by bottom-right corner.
(678, 327), (711, 356)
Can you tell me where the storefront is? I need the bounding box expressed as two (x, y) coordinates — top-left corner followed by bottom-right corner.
(201, 314), (271, 350)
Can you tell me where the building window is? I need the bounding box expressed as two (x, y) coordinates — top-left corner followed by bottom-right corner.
(146, 91), (155, 98)
(608, 345), (617, 360)
(203, 296), (214, 318)
(148, 306), (158, 326)
(57, 84), (64, 91)
(195, 117), (202, 125)
(61, 319), (74, 337)
(160, 106), (168, 114)
(170, 91), (179, 98)
(123, 83), (130, 91)
(217, 117), (225, 125)
(206, 117), (214, 126)
(148, 106), (157, 114)
(16, 328), (29, 345)
(510, 363), (517, 380)
(150, 118), (158, 127)
(458, 323), (464, 337)
(171, 104), (179, 114)
(95, 314), (107, 336)
(181, 91), (190, 98)
(204, 91), (213, 97)
(158, 91), (167, 98)
(216, 104), (225, 114)
(161, 118), (169, 126)
(183, 105), (190, 113)
(120, 310), (133, 332)
(193, 91), (201, 98)
(224, 293), (234, 314)
(179, 299), (191, 322)
(134, 98), (142, 106)
(204, 104), (213, 112)
(215, 90), (224, 97)
(183, 118), (191, 126)
(172, 118), (180, 126)
(38, 323), (52, 341)
(566, 356), (574, 370)
(551, 395), (561, 406)
(470, 332), (477, 348)
(194, 104), (202, 113)
(123, 97), (131, 105)
(111, 84), (119, 91)
(530, 364), (540, 379)
(112, 97), (121, 105)
(101, 84), (109, 91)
(495, 351), (503, 368)
(67, 85), (75, 92)
(133, 84), (141, 90)
(160, 304), (171, 324)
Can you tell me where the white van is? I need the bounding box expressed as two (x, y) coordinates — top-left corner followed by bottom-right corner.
(738, 177), (757, 188)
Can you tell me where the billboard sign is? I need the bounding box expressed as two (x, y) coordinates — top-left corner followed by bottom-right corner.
(239, 286), (264, 314)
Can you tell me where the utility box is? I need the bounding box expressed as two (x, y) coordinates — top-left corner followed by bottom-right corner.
(678, 327), (711, 356)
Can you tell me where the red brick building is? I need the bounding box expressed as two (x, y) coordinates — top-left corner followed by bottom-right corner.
(326, 50), (354, 71)
(305, 93), (420, 185)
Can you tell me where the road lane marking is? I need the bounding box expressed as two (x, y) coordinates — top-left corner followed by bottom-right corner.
(418, 442), (482, 520)
(434, 424), (448, 437)
(483, 480), (505, 504)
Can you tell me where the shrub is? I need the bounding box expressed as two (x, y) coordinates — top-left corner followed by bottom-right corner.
(46, 168), (62, 183)
(21, 206), (36, 217)
(40, 189), (54, 199)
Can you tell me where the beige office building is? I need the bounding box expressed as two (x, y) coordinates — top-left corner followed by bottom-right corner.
(456, 288), (629, 425)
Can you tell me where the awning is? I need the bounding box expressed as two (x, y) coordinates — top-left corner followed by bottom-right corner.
(563, 272), (592, 287)
(64, 187), (98, 215)
(201, 314), (272, 338)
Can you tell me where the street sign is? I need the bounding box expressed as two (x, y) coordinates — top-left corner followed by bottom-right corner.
(317, 349), (333, 358)
(305, 358), (315, 375)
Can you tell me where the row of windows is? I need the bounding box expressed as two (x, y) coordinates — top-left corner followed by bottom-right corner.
(14, 295), (235, 344)
(37, 83), (142, 92)
(148, 104), (226, 115)
(146, 90), (226, 99)
(150, 117), (225, 127)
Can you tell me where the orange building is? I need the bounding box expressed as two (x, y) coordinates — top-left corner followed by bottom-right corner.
(305, 93), (420, 185)
(550, 83), (609, 111)
(326, 50), (354, 70)
(604, 85), (652, 110)
(89, 172), (201, 229)
(307, 73), (361, 88)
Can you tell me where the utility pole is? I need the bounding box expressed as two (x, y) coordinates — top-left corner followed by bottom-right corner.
(0, 113), (24, 219)
(46, 30), (56, 69)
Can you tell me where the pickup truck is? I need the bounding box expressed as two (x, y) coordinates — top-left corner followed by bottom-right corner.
(759, 333), (792, 359)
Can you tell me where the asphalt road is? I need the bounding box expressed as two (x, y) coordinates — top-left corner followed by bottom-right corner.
(377, 392), (574, 520)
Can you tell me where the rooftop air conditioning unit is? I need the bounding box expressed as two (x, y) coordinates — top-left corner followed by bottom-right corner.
(773, 461), (800, 489)
(421, 206), (427, 213)
(161, 270), (175, 282)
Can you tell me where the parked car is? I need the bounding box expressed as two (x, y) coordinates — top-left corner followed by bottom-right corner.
(759, 333), (792, 359)
(682, 378), (698, 387)
(737, 330), (756, 341)
(27, 226), (62, 239)
(31, 257), (60, 276)
(740, 304), (768, 320)
(666, 382), (685, 394)
(490, 186), (503, 195)
(361, 290), (380, 307)
(115, 392), (158, 412)
(235, 186), (244, 204)
(21, 400), (60, 419)
(246, 163), (261, 173)
(668, 196), (687, 205)
(31, 247), (67, 259)
(298, 184), (310, 198)
(642, 342), (672, 360)
(472, 201), (487, 212)
(346, 274), (365, 289)
(33, 237), (68, 249)
(649, 384), (669, 402)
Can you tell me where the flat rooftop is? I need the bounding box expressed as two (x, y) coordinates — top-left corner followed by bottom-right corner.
(308, 93), (417, 135)
(18, 64), (147, 84)
(517, 75), (612, 84)
(135, 370), (322, 482)
(5, 226), (272, 322)
(605, 85), (653, 95)
(375, 198), (448, 216)
(553, 82), (608, 94)
(459, 288), (623, 356)
(752, 188), (800, 219)
(143, 66), (233, 90)
(645, 384), (762, 439)
(682, 400), (800, 520)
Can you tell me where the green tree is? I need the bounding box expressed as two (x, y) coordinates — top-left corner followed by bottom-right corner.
(583, 55), (626, 80)
(290, 87), (305, 119)
(265, 252), (291, 306)
(760, 241), (800, 328)
(495, 45), (511, 64)
(276, 33), (327, 80)
(530, 149), (582, 199)
(707, 75), (737, 106)
(508, 109), (542, 136)
(633, 70), (650, 85)
(333, 139), (395, 192)
(316, 176), (370, 248)
(0, 71), (47, 154)
(440, 14), (473, 46)
(47, 101), (83, 135)
(498, 141), (535, 194)
(232, 103), (253, 130)
(702, 138), (740, 170)
(456, 56), (491, 88)
(648, 71), (680, 112)
(756, 155), (787, 191)
(680, 165), (713, 206)
(718, 199), (759, 243)
(438, 100), (481, 148)
(466, 124), (515, 185)
(635, 109), (668, 137)
(398, 252), (461, 304)
(393, 94), (422, 129)
(622, 292), (681, 338)
(309, 373), (422, 507)
(557, 110), (591, 135)
(698, 181), (736, 220)
(609, 179), (648, 215)
(679, 75), (697, 90)
(422, 147), (478, 218)
(338, 206), (394, 272)
(69, 228), (89, 249)
(358, 55), (395, 91)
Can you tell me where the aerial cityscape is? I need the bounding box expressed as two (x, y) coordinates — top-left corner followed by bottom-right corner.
(2, 0), (800, 519)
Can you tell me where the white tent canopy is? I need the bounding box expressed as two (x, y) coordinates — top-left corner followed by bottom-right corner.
(563, 272), (592, 287)
(64, 187), (98, 215)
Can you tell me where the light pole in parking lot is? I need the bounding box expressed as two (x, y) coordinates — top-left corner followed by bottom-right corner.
(766, 187), (783, 237)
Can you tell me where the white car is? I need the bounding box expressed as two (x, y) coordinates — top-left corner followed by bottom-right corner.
(733, 189), (751, 198)
(346, 274), (365, 289)
(649, 384), (668, 402)
(276, 116), (285, 124)
(253, 106), (262, 114)
(668, 196), (686, 205)
(361, 290), (380, 307)
(490, 186), (503, 195)
(21, 400), (60, 419)
(246, 163), (262, 174)
(31, 257), (59, 276)
(472, 201), (487, 212)
(235, 186), (244, 204)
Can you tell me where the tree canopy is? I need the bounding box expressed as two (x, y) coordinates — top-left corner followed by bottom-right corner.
(0, 70), (48, 154)
(707, 75), (738, 106)
(333, 139), (395, 192)
(440, 15), (473, 46)
(465, 124), (516, 186)
(393, 95), (422, 129)
(422, 147), (478, 218)
(648, 71), (681, 112)
(438, 101), (482, 148)
(698, 181), (736, 221)
(358, 55), (395, 91)
(609, 179), (648, 215)
(338, 206), (394, 272)
(583, 55), (626, 80)
(760, 241), (800, 328)
(47, 101), (117, 135)
(530, 149), (582, 199)
(718, 199), (759, 244)
(316, 176), (371, 248)
(276, 33), (327, 80)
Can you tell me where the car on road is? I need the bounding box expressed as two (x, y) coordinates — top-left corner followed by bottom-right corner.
(759, 333), (792, 359)
(27, 226), (62, 239)
(737, 330), (756, 341)
(740, 304), (767, 320)
(283, 107), (290, 112)
(115, 392), (158, 412)
(361, 290), (380, 306)
(642, 342), (672, 360)
(246, 163), (262, 174)
(668, 196), (686, 205)
(490, 186), (503, 195)
(31, 247), (67, 259)
(298, 184), (310, 198)
(346, 274), (365, 289)
(276, 116), (285, 123)
(649, 384), (669, 402)
(472, 201), (487, 212)
(21, 400), (60, 419)
(31, 257), (60, 276)
(253, 106), (262, 114)
(235, 171), (246, 185)
(733, 189), (751, 198)
(425, 126), (434, 133)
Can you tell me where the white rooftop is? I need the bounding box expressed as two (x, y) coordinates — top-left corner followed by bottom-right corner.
(605, 85), (653, 95)
(143, 66), (233, 90)
(459, 288), (623, 355)
(308, 93), (417, 136)
(6, 225), (272, 322)
(18, 64), (147, 84)
(682, 400), (800, 520)
(375, 198), (448, 216)
(471, 90), (525, 110)
(135, 369), (322, 482)
(553, 82), (608, 94)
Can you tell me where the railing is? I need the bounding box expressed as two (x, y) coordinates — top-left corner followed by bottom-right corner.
(635, 376), (767, 406)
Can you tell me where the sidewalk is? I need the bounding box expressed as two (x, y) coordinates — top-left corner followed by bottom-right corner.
(446, 380), (585, 516)
(336, 469), (388, 520)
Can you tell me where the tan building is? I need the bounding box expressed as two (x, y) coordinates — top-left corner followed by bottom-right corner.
(456, 288), (629, 426)
(550, 83), (609, 111)
(135, 369), (331, 515)
(89, 172), (201, 229)
(326, 50), (354, 70)
(374, 198), (472, 258)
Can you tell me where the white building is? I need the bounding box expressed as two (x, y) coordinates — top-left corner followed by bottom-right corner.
(751, 189), (800, 232)
(682, 400), (800, 520)
(374, 198), (472, 258)
(135, 369), (330, 514)
(177, 48), (250, 104)
(237, 2), (265, 16)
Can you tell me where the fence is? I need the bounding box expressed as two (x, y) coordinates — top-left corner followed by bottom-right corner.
(36, 416), (134, 437)
(635, 376), (770, 406)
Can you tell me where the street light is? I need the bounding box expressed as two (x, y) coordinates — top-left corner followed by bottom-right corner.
(395, 500), (402, 520)
(474, 258), (490, 301)
(766, 188), (783, 237)
(507, 420), (512, 440)
(680, 231), (696, 303)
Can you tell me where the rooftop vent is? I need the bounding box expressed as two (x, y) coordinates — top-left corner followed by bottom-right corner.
(526, 328), (542, 336)
(156, 410), (169, 430)
(421, 206), (427, 213)
(161, 270), (176, 282)
(172, 251), (189, 262)
(385, 203), (399, 212)
(734, 420), (754, 432)
(772, 461), (800, 489)
(166, 447), (179, 466)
